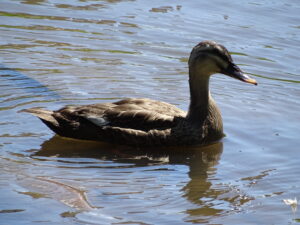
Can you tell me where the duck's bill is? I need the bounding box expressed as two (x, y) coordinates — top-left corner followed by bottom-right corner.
(223, 63), (257, 85)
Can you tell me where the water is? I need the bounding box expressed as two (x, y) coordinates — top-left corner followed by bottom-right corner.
(0, 0), (300, 224)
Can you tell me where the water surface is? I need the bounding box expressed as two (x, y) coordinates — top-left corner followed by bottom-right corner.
(1, 0), (300, 224)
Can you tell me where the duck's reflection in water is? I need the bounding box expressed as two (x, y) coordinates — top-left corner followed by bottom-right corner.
(30, 137), (249, 221)
(34, 136), (223, 167)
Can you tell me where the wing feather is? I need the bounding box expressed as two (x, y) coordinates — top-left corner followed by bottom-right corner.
(58, 98), (186, 131)
(21, 98), (190, 146)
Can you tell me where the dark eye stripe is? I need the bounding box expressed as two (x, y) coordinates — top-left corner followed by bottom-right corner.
(192, 48), (232, 65)
(205, 49), (231, 62)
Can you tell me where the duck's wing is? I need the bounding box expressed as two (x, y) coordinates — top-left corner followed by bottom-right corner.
(21, 98), (187, 145)
(60, 98), (186, 131)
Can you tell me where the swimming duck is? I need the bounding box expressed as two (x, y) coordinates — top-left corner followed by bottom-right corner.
(21, 41), (257, 147)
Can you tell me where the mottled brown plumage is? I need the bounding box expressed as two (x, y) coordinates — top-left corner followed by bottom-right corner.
(21, 41), (257, 147)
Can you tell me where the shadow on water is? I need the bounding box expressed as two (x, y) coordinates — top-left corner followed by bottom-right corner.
(0, 64), (60, 101)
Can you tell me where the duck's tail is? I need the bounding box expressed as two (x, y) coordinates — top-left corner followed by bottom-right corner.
(19, 108), (59, 127)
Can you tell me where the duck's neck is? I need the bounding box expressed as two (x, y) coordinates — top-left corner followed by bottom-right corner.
(186, 70), (212, 124)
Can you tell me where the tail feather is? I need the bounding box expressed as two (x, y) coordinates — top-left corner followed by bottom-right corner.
(19, 108), (59, 126)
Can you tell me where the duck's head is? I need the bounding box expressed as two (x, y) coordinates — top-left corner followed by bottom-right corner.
(188, 40), (257, 85)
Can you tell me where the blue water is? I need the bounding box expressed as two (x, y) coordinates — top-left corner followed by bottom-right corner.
(0, 0), (300, 224)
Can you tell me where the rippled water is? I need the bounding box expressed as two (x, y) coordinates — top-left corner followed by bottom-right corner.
(1, 0), (300, 224)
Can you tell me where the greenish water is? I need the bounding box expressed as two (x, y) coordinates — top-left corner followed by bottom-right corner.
(0, 0), (300, 224)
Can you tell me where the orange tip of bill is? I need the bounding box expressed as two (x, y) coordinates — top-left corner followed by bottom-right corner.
(245, 78), (258, 85)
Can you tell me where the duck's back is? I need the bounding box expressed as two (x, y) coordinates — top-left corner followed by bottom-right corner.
(60, 98), (186, 130)
(23, 98), (187, 146)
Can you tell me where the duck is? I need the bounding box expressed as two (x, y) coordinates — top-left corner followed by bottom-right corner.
(21, 41), (257, 147)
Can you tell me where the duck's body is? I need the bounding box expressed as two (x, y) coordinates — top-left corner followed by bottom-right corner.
(22, 41), (257, 147)
(25, 97), (223, 146)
